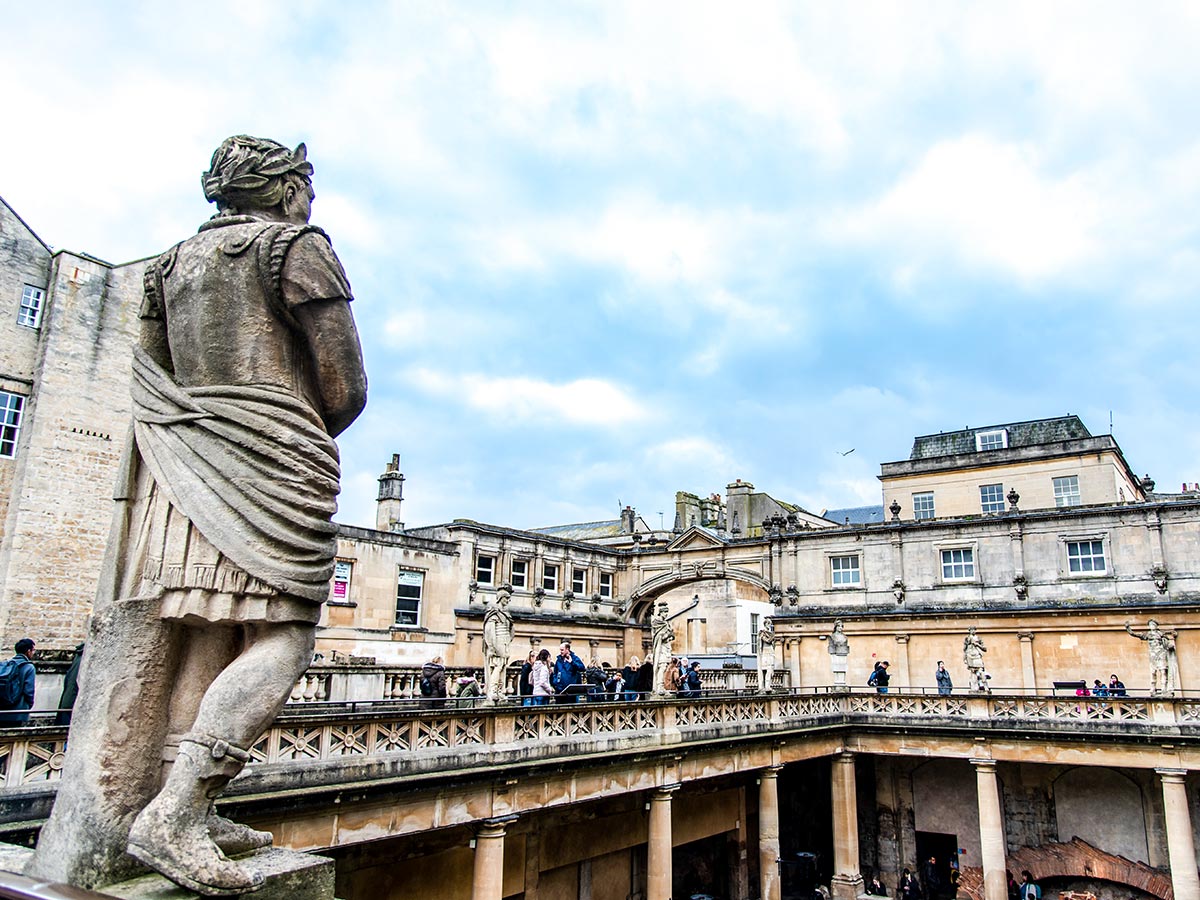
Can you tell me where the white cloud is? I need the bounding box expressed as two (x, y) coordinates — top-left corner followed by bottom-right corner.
(828, 134), (1101, 282)
(408, 369), (649, 427)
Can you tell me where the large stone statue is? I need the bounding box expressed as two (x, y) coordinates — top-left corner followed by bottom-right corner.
(29, 136), (367, 896)
(1125, 619), (1177, 695)
(650, 601), (675, 697)
(757, 616), (777, 692)
(482, 585), (515, 704)
(826, 619), (850, 686)
(963, 626), (989, 692)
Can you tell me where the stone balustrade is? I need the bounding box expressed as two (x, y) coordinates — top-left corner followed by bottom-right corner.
(3, 690), (1198, 793)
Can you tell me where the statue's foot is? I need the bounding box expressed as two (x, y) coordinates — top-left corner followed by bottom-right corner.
(129, 809), (265, 896)
(207, 813), (273, 857)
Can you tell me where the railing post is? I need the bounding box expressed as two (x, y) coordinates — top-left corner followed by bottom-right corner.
(1153, 698), (1179, 726)
(492, 706), (515, 745)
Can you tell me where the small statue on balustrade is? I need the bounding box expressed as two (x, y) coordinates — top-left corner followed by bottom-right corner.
(758, 616), (777, 692)
(482, 585), (515, 704)
(963, 626), (989, 692)
(825, 619), (850, 686)
(650, 601), (675, 697)
(1125, 619), (1177, 695)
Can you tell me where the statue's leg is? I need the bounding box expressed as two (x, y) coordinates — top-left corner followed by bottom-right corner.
(128, 621), (314, 896)
(162, 626), (274, 857)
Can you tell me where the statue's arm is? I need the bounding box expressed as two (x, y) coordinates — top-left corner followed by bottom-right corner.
(293, 300), (367, 437)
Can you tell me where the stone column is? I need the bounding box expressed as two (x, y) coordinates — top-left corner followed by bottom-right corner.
(760, 766), (784, 900)
(647, 785), (679, 900)
(472, 817), (514, 900)
(789, 638), (802, 690)
(1157, 769), (1200, 900)
(1018, 633), (1036, 695)
(972, 760), (1007, 900)
(830, 752), (864, 900)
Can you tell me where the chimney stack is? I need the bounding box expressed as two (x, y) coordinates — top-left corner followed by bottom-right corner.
(620, 505), (636, 534)
(376, 454), (405, 532)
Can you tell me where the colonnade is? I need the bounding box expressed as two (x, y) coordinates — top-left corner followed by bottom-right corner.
(466, 756), (1200, 900)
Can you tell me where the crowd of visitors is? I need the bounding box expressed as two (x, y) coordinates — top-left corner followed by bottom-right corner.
(1075, 674), (1127, 697)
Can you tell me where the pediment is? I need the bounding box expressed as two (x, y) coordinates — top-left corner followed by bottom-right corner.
(666, 526), (726, 551)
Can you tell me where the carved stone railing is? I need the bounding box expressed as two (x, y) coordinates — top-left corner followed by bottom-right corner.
(4, 691), (1199, 795)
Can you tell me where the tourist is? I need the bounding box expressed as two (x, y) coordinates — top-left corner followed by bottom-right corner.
(0, 638), (37, 726)
(872, 661), (891, 694)
(454, 669), (482, 706)
(1019, 871), (1041, 900)
(605, 668), (626, 700)
(584, 659), (607, 701)
(935, 660), (953, 695)
(55, 643), (84, 726)
(900, 868), (921, 900)
(552, 641), (586, 702)
(1092, 679), (1108, 697)
(1109, 673), (1126, 696)
(530, 649), (552, 705)
(518, 650), (536, 706)
(682, 661), (703, 699)
(621, 656), (642, 699)
(421, 655), (448, 709)
(1006, 871), (1020, 900)
(922, 856), (941, 900)
(867, 874), (888, 896)
(663, 657), (683, 694)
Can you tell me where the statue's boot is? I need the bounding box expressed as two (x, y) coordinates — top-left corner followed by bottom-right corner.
(207, 807), (273, 857)
(128, 736), (265, 896)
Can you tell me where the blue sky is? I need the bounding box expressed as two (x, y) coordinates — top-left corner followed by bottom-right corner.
(4, 2), (1200, 530)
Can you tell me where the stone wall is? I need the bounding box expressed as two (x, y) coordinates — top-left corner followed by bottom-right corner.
(0, 251), (142, 648)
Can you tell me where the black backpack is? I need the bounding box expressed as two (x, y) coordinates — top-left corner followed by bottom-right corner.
(419, 673), (434, 697)
(0, 658), (29, 710)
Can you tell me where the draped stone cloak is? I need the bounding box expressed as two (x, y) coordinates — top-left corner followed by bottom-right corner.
(116, 216), (351, 623)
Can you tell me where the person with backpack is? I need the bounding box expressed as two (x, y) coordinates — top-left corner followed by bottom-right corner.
(869, 660), (891, 694)
(420, 655), (447, 709)
(682, 661), (703, 699)
(1019, 871), (1041, 900)
(0, 638), (37, 726)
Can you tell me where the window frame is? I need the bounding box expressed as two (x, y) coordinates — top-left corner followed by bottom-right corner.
(1060, 533), (1110, 578)
(829, 554), (862, 588)
(1053, 475), (1081, 508)
(975, 429), (1008, 452)
(475, 553), (496, 585)
(913, 492), (935, 521)
(937, 541), (978, 583)
(395, 567), (425, 627)
(571, 567), (586, 595)
(510, 558), (528, 589)
(750, 613), (759, 654)
(542, 562), (559, 592)
(0, 391), (24, 459)
(18, 285), (45, 329)
(598, 572), (613, 599)
(979, 483), (1005, 514)
(330, 558), (355, 604)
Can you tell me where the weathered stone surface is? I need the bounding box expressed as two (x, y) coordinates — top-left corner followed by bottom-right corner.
(28, 135), (366, 896)
(103, 849), (335, 900)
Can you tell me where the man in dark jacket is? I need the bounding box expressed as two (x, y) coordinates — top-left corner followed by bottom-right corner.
(421, 656), (448, 709)
(552, 642), (586, 701)
(0, 638), (36, 726)
(874, 661), (891, 694)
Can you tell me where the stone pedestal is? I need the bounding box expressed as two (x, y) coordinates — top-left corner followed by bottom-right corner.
(2, 844), (336, 900)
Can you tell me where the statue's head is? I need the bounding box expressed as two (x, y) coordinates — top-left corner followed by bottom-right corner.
(1148, 618), (1160, 629)
(833, 619), (843, 632)
(764, 616), (774, 632)
(202, 135), (315, 223)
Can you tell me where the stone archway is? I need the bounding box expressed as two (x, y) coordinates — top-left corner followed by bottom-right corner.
(627, 568), (772, 624)
(956, 838), (1174, 900)
(1053, 767), (1149, 864)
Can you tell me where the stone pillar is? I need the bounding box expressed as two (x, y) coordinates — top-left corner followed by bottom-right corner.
(648, 785), (679, 900)
(472, 817), (514, 900)
(830, 752), (864, 900)
(789, 638), (802, 690)
(972, 760), (1007, 900)
(1157, 769), (1200, 900)
(760, 766), (784, 900)
(1018, 633), (1036, 695)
